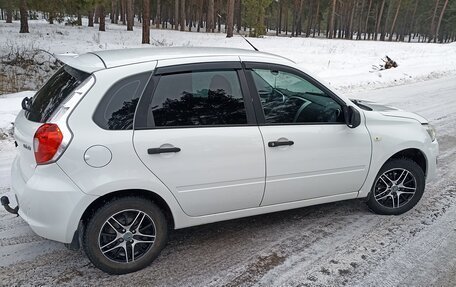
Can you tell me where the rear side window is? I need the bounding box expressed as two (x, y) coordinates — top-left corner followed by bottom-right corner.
(26, 65), (90, 123)
(149, 70), (247, 127)
(93, 72), (151, 130)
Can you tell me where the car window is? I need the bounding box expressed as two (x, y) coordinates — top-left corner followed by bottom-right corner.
(149, 70), (247, 127)
(250, 68), (344, 124)
(93, 72), (151, 130)
(26, 65), (90, 123)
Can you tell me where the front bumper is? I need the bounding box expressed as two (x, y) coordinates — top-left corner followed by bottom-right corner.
(426, 140), (439, 182)
(10, 157), (96, 243)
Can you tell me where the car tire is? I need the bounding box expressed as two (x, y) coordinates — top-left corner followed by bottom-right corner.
(367, 158), (425, 215)
(83, 197), (168, 274)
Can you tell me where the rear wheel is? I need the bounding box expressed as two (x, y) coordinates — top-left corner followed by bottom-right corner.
(83, 197), (168, 274)
(367, 158), (425, 215)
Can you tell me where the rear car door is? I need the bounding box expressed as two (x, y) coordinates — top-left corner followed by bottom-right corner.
(243, 61), (371, 205)
(133, 61), (265, 217)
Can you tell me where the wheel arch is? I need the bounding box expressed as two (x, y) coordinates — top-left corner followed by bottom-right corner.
(80, 189), (175, 230)
(387, 148), (427, 176)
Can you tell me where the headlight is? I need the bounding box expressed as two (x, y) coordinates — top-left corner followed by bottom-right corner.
(423, 124), (436, 142)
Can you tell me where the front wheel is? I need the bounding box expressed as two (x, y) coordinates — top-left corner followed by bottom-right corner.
(367, 158), (425, 215)
(83, 197), (168, 274)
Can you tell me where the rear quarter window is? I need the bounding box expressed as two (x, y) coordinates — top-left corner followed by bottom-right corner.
(26, 65), (90, 123)
(93, 72), (151, 130)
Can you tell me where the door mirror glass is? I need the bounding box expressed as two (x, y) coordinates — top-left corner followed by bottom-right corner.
(343, 105), (361, 128)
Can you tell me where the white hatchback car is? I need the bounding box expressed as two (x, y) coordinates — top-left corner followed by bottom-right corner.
(2, 47), (438, 274)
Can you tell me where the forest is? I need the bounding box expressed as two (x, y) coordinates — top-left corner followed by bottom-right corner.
(1, 0), (455, 44)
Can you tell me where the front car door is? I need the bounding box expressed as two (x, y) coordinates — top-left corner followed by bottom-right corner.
(133, 61), (265, 216)
(243, 61), (372, 205)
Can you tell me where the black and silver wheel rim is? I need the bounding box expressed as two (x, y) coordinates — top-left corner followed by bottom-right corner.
(373, 168), (417, 209)
(98, 209), (156, 263)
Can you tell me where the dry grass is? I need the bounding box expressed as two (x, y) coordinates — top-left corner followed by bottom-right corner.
(0, 42), (61, 94)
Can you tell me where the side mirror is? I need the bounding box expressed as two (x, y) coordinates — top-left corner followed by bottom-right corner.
(343, 105), (361, 128)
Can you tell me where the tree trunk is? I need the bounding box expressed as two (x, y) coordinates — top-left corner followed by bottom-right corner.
(187, 2), (192, 31)
(408, 0), (418, 42)
(364, 0), (372, 40)
(99, 4), (106, 31)
(180, 0), (185, 31)
(6, 1), (13, 23)
(375, 0), (385, 40)
(226, 0), (234, 37)
(126, 0), (133, 30)
(88, 9), (94, 27)
(388, 0), (401, 41)
(19, 0), (28, 33)
(328, 0), (336, 38)
(174, 0), (179, 30)
(429, 0), (439, 42)
(285, 0), (288, 35)
(111, 0), (116, 23)
(348, 0), (356, 39)
(94, 5), (99, 24)
(313, 0), (320, 37)
(235, 0), (241, 32)
(435, 0), (449, 43)
(156, 0), (161, 28)
(142, 0), (150, 43)
(305, 0), (313, 37)
(121, 0), (126, 24)
(196, 0), (203, 32)
(357, 0), (365, 40)
(208, 0), (214, 32)
(77, 13), (82, 25)
(277, 0), (282, 35)
(49, 12), (54, 24)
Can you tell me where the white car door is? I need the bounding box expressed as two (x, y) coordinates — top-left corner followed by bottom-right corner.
(243, 62), (371, 205)
(133, 61), (265, 216)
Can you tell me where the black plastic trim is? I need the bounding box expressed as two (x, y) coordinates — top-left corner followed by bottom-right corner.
(155, 61), (242, 75)
(268, 140), (294, 147)
(147, 147), (181, 154)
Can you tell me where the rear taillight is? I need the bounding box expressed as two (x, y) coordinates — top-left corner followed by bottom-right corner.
(33, 123), (63, 164)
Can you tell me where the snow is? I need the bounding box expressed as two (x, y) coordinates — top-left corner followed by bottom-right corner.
(0, 18), (456, 286)
(0, 91), (34, 137)
(1, 19), (456, 94)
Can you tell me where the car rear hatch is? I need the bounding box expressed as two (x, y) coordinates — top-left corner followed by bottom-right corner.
(14, 65), (91, 181)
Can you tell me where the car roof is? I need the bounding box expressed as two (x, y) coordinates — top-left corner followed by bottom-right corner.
(56, 47), (294, 73)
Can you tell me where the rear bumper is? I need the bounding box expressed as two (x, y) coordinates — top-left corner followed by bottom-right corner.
(10, 157), (97, 243)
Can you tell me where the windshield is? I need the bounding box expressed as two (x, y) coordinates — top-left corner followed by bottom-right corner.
(25, 65), (90, 123)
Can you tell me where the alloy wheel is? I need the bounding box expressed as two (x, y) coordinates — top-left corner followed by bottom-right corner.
(373, 168), (417, 209)
(98, 209), (156, 263)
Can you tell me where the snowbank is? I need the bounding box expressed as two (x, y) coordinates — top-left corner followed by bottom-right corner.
(0, 91), (34, 139)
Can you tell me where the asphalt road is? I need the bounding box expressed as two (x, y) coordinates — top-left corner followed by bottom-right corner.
(0, 76), (455, 286)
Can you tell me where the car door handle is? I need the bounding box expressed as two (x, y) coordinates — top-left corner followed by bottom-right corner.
(268, 140), (294, 147)
(147, 147), (181, 154)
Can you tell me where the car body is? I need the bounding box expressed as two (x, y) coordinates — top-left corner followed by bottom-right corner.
(4, 47), (438, 273)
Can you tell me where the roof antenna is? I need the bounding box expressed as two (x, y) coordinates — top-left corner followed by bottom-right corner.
(237, 31), (259, 51)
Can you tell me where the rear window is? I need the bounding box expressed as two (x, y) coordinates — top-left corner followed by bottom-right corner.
(26, 65), (90, 123)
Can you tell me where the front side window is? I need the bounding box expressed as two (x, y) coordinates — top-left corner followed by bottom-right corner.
(149, 70), (247, 127)
(250, 68), (344, 124)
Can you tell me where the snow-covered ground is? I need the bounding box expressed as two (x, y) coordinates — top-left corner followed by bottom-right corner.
(1, 19), (456, 94)
(0, 76), (455, 286)
(1, 19), (456, 286)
